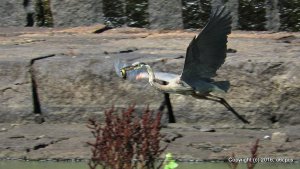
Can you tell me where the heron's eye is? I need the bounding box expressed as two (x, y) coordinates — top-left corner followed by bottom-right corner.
(121, 69), (127, 79)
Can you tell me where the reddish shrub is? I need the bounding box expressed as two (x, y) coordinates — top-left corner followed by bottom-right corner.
(247, 139), (259, 169)
(228, 139), (260, 169)
(87, 105), (166, 169)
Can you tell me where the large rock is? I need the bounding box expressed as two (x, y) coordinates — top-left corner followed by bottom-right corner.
(217, 60), (300, 126)
(0, 0), (26, 27)
(0, 60), (33, 122)
(271, 132), (288, 143)
(33, 53), (164, 123)
(265, 0), (280, 31)
(50, 0), (104, 27)
(225, 0), (239, 30)
(0, 27), (299, 127)
(148, 0), (183, 29)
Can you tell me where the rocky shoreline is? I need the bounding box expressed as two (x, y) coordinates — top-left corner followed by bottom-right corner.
(0, 26), (299, 161)
(1, 26), (299, 126)
(0, 123), (300, 161)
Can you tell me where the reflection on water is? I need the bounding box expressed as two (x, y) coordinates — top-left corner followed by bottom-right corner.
(0, 161), (299, 169)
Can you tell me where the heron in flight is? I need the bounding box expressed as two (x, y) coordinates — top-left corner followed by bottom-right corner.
(115, 6), (249, 124)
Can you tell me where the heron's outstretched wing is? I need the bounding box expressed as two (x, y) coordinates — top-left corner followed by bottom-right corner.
(181, 6), (232, 86)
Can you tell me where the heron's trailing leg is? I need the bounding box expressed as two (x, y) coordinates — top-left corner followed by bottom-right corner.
(158, 82), (176, 123)
(193, 94), (250, 124)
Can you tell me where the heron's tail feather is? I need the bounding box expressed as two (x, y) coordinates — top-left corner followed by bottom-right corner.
(212, 81), (230, 93)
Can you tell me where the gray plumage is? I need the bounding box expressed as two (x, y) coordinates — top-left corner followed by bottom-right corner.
(181, 6), (231, 84)
(114, 6), (249, 124)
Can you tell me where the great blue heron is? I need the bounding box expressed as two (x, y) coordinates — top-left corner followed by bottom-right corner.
(115, 6), (249, 124)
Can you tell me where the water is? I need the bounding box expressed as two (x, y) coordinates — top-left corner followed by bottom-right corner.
(0, 160), (299, 169)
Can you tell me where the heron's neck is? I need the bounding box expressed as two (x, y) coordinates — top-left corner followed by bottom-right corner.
(143, 65), (168, 92)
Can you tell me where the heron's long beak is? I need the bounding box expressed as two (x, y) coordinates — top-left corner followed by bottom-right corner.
(120, 68), (127, 79)
(122, 65), (137, 71)
(120, 65), (136, 79)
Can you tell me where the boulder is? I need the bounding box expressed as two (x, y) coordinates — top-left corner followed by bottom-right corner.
(0, 60), (33, 122)
(265, 0), (280, 31)
(0, 28), (299, 127)
(50, 0), (104, 27)
(33, 53), (164, 123)
(0, 0), (26, 27)
(271, 132), (288, 143)
(225, 0), (239, 29)
(148, 0), (183, 29)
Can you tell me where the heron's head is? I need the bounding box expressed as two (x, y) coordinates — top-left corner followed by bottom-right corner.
(120, 62), (147, 79)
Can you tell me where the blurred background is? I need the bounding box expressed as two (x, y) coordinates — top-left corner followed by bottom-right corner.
(1, 0), (299, 31)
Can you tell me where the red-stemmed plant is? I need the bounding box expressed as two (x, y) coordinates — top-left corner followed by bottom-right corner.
(247, 139), (259, 169)
(228, 139), (260, 169)
(87, 105), (166, 169)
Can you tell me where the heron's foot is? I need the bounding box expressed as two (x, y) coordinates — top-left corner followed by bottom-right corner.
(193, 94), (250, 124)
(207, 95), (250, 124)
